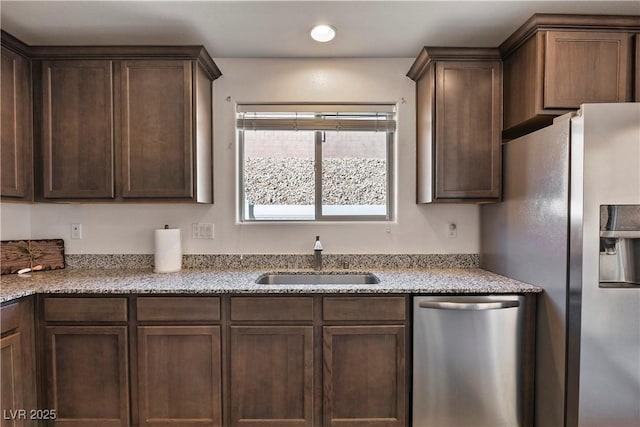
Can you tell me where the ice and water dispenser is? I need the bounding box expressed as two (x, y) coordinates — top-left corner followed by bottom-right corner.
(600, 205), (640, 286)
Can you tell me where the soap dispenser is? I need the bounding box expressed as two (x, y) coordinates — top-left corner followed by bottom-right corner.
(313, 236), (323, 270)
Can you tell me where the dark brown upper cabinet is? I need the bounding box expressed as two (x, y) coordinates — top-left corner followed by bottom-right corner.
(501, 14), (640, 140)
(30, 45), (221, 202)
(120, 60), (193, 199)
(407, 48), (502, 204)
(41, 60), (115, 199)
(1, 31), (32, 201)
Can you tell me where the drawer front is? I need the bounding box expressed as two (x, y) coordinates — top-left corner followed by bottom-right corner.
(323, 297), (406, 321)
(137, 297), (220, 321)
(44, 297), (128, 322)
(1, 302), (20, 334)
(230, 297), (314, 321)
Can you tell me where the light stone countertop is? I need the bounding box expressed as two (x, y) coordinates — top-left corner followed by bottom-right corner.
(0, 267), (541, 303)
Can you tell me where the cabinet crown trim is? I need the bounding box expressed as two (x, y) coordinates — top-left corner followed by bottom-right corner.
(30, 45), (222, 79)
(500, 13), (640, 58)
(406, 47), (501, 81)
(0, 31), (222, 80)
(0, 30), (30, 58)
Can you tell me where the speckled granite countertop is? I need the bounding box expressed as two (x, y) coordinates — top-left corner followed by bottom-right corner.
(0, 268), (541, 303)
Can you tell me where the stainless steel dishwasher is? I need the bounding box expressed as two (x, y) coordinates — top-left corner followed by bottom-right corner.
(413, 295), (525, 427)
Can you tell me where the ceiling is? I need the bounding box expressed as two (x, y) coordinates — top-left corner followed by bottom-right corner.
(1, 1), (639, 58)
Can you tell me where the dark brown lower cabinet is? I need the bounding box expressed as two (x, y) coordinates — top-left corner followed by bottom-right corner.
(1, 298), (37, 427)
(323, 325), (406, 427)
(1, 333), (24, 427)
(44, 326), (130, 427)
(229, 326), (314, 427)
(137, 326), (222, 427)
(36, 295), (409, 427)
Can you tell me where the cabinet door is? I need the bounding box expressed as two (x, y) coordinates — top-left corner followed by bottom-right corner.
(1, 49), (30, 199)
(44, 326), (129, 427)
(42, 60), (114, 199)
(1, 333), (24, 427)
(323, 325), (406, 427)
(137, 326), (222, 427)
(544, 31), (632, 108)
(502, 34), (542, 133)
(120, 60), (193, 199)
(229, 326), (314, 427)
(435, 61), (501, 200)
(1, 299), (37, 427)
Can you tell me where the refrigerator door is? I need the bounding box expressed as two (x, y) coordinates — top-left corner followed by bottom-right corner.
(413, 295), (525, 427)
(480, 115), (571, 427)
(572, 103), (640, 427)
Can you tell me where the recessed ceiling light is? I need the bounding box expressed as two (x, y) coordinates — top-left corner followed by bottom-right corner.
(310, 24), (336, 42)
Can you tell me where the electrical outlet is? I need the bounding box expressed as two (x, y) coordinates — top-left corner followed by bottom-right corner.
(71, 223), (83, 239)
(447, 223), (457, 238)
(191, 223), (199, 239)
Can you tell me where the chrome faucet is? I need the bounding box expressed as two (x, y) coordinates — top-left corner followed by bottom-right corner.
(313, 236), (323, 270)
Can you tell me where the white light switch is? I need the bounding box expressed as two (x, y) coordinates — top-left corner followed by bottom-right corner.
(191, 223), (214, 239)
(200, 223), (214, 239)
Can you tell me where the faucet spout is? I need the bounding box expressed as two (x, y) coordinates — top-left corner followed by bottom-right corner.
(313, 236), (323, 270)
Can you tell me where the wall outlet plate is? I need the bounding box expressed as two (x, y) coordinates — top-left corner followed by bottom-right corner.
(71, 223), (82, 239)
(192, 223), (214, 239)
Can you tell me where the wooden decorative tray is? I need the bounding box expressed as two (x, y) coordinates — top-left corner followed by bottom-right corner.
(1, 239), (65, 275)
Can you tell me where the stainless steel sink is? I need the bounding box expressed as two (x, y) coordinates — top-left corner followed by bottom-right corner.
(255, 272), (380, 285)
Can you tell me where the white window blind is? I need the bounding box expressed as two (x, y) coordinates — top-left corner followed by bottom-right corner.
(236, 104), (396, 132)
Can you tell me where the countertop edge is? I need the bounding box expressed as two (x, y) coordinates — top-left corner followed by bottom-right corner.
(1, 268), (542, 304)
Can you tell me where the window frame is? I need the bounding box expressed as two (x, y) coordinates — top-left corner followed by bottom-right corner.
(238, 114), (394, 223)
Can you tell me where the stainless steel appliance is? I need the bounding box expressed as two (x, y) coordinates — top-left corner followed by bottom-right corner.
(481, 103), (640, 427)
(413, 295), (526, 427)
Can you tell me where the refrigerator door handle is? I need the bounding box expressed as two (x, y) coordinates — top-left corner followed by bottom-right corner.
(418, 300), (520, 311)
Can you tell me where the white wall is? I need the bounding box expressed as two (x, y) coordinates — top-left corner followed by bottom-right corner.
(1, 58), (480, 254)
(0, 203), (32, 240)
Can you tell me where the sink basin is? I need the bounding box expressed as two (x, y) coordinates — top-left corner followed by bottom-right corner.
(255, 272), (380, 285)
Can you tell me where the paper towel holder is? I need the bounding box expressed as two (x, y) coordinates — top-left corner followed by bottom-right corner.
(154, 225), (182, 274)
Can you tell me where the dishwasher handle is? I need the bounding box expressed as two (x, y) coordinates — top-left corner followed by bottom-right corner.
(418, 300), (520, 311)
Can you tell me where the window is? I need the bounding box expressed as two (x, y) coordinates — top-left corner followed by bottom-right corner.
(238, 105), (395, 221)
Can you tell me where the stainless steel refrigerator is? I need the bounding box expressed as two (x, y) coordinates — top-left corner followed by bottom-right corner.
(481, 103), (640, 427)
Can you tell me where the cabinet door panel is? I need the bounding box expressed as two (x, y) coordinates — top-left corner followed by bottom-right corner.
(42, 60), (114, 199)
(1, 298), (37, 427)
(229, 326), (313, 427)
(1, 333), (24, 427)
(44, 326), (129, 427)
(323, 325), (406, 427)
(545, 31), (632, 108)
(435, 61), (501, 200)
(137, 326), (221, 427)
(1, 49), (29, 199)
(120, 60), (193, 198)
(44, 297), (128, 322)
(502, 34), (543, 132)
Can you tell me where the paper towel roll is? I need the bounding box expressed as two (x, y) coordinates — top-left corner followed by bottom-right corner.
(154, 228), (182, 273)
